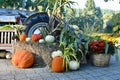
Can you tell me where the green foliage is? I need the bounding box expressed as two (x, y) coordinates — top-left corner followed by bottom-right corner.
(69, 17), (81, 28)
(84, 0), (96, 12)
(0, 0), (22, 8)
(46, 0), (75, 18)
(59, 42), (78, 71)
(59, 21), (84, 71)
(111, 13), (120, 26)
(102, 13), (113, 33)
(81, 23), (100, 36)
(110, 13), (120, 33)
(82, 0), (103, 30)
(113, 25), (120, 32)
(0, 25), (14, 30)
(69, 0), (103, 32)
(13, 25), (24, 36)
(0, 24), (23, 39)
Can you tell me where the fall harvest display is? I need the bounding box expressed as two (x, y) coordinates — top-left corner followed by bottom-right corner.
(11, 50), (34, 68)
(1, 0), (120, 75)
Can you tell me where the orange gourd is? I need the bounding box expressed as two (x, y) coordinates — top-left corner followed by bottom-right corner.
(11, 50), (34, 68)
(19, 34), (27, 41)
(31, 34), (42, 41)
(52, 56), (65, 72)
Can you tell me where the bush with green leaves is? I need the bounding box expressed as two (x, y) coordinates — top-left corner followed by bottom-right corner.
(111, 13), (120, 33)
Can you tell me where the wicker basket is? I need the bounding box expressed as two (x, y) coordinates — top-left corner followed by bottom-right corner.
(91, 54), (111, 67)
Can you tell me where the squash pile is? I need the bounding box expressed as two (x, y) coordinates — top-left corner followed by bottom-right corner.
(51, 50), (80, 72)
(19, 34), (55, 43)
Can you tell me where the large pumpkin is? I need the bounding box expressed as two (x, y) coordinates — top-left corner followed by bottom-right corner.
(11, 50), (34, 68)
(52, 56), (65, 72)
(19, 34), (27, 41)
(31, 34), (42, 41)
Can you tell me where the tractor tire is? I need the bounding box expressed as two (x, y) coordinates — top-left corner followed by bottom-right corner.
(23, 12), (59, 37)
(23, 12), (49, 37)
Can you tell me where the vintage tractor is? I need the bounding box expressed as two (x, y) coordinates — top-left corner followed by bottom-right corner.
(0, 8), (60, 37)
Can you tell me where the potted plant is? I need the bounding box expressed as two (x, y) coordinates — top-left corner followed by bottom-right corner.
(88, 38), (118, 67)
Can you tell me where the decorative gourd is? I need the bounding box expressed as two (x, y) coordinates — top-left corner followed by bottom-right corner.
(31, 34), (42, 41)
(19, 34), (27, 41)
(69, 60), (80, 70)
(39, 39), (45, 43)
(6, 53), (12, 59)
(45, 35), (55, 43)
(52, 56), (65, 72)
(11, 50), (34, 68)
(51, 50), (62, 58)
(26, 37), (31, 42)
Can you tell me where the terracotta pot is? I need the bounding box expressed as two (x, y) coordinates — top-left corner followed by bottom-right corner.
(91, 54), (111, 67)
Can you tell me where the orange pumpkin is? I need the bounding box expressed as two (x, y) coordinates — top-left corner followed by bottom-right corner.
(11, 50), (34, 68)
(52, 56), (65, 72)
(19, 34), (27, 41)
(31, 34), (42, 41)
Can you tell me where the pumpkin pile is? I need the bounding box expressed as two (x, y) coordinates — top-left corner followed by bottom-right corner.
(19, 33), (42, 42)
(19, 33), (56, 43)
(11, 50), (34, 68)
(51, 50), (80, 72)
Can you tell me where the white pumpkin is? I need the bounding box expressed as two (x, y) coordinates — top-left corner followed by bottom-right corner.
(69, 60), (80, 70)
(51, 50), (63, 58)
(56, 50), (62, 55)
(26, 37), (31, 42)
(6, 53), (12, 59)
(39, 39), (45, 43)
(45, 35), (55, 43)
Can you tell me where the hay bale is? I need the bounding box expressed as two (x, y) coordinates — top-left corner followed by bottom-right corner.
(14, 41), (59, 68)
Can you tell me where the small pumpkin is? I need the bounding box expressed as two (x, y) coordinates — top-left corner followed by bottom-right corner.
(6, 53), (12, 59)
(45, 35), (55, 43)
(52, 56), (65, 72)
(69, 60), (80, 70)
(11, 50), (34, 68)
(51, 50), (62, 58)
(39, 39), (45, 43)
(19, 34), (27, 41)
(26, 37), (31, 42)
(31, 34), (42, 41)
